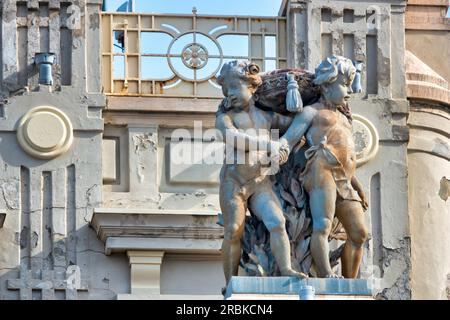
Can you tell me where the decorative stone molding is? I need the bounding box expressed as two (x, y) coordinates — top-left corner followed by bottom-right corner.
(352, 114), (380, 167)
(90, 208), (223, 255)
(127, 250), (164, 295)
(16, 106), (74, 159)
(405, 50), (450, 105)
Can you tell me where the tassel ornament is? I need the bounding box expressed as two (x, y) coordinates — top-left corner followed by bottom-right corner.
(286, 72), (303, 113)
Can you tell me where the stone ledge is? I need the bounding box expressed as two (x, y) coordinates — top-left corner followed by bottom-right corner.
(225, 276), (374, 300)
(105, 237), (222, 255)
(91, 208), (224, 255)
(106, 96), (221, 113)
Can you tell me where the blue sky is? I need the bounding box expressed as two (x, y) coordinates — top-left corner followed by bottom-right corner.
(104, 0), (283, 16)
(109, 0), (283, 81)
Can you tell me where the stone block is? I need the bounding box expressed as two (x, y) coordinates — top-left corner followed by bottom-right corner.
(169, 140), (222, 185)
(102, 138), (117, 183)
(225, 276), (374, 300)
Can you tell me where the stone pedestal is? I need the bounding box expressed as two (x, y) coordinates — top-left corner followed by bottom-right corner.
(225, 277), (374, 300)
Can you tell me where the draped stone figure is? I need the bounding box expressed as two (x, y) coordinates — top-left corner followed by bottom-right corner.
(215, 61), (307, 292)
(216, 56), (368, 289)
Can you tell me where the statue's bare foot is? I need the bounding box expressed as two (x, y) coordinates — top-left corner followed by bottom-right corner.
(281, 269), (308, 279)
(325, 274), (344, 279)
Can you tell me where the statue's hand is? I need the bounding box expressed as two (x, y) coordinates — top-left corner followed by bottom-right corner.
(360, 194), (369, 211)
(279, 138), (290, 165)
(270, 138), (290, 165)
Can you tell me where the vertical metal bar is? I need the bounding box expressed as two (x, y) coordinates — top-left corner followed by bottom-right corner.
(110, 14), (114, 93)
(261, 25), (266, 71)
(124, 18), (129, 88)
(138, 14), (141, 94)
(275, 19), (279, 68)
(248, 18), (252, 61)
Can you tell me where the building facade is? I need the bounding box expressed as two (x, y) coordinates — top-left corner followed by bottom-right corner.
(0, 0), (448, 300)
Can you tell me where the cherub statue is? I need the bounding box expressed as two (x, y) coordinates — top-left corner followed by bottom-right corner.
(279, 55), (369, 278)
(215, 61), (306, 288)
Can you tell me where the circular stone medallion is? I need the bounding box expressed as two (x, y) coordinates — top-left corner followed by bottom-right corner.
(352, 114), (379, 167)
(17, 106), (73, 160)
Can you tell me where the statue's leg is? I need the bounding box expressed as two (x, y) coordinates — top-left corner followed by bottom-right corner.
(308, 179), (337, 277)
(335, 199), (368, 278)
(220, 180), (247, 285)
(249, 184), (306, 278)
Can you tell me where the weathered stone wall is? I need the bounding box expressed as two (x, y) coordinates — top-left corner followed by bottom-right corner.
(0, 0), (129, 300)
(405, 0), (450, 299)
(408, 104), (450, 299)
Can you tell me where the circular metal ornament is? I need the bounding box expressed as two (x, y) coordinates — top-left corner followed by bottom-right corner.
(181, 43), (208, 69)
(167, 31), (223, 82)
(17, 106), (73, 160)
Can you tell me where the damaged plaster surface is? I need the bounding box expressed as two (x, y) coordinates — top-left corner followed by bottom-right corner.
(0, 0), (130, 300)
(439, 177), (450, 202)
(376, 238), (411, 300)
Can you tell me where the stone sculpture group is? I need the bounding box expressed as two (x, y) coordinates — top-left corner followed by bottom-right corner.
(216, 56), (369, 290)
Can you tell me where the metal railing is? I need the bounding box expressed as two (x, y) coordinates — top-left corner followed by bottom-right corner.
(101, 9), (287, 98)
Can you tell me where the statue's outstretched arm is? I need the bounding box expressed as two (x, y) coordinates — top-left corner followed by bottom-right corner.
(280, 106), (316, 151)
(215, 111), (273, 152)
(271, 112), (294, 134)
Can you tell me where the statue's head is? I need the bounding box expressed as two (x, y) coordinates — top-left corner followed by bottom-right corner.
(313, 55), (356, 106)
(217, 60), (262, 110)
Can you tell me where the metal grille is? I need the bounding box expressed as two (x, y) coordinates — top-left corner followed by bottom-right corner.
(101, 10), (287, 97)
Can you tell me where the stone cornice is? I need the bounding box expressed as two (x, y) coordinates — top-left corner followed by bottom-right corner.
(106, 96), (221, 114)
(406, 51), (450, 105)
(91, 208), (224, 255)
(279, 0), (408, 16)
